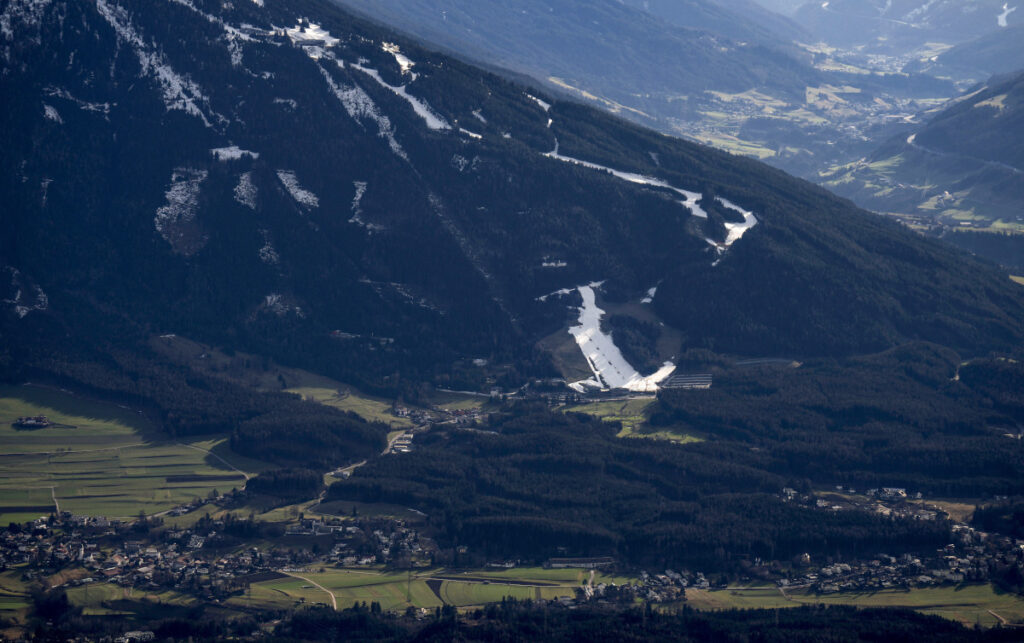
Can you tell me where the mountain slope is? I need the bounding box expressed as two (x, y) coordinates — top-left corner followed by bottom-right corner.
(906, 25), (1024, 83)
(795, 0), (1024, 52)
(821, 70), (1024, 258)
(2, 0), (1023, 398)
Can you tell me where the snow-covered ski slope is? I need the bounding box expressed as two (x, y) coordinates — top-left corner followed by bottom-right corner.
(566, 284), (675, 393)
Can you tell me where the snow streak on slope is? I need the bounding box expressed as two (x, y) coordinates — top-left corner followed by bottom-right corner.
(155, 168), (208, 255)
(318, 64), (408, 161)
(382, 42), (417, 78)
(43, 104), (61, 123)
(719, 198), (759, 247)
(348, 180), (384, 232)
(95, 0), (225, 129)
(276, 170), (319, 208)
(545, 140), (707, 218)
(2, 267), (49, 319)
(569, 285), (675, 392)
(998, 3), (1017, 26)
(234, 171), (257, 209)
(351, 63), (450, 130)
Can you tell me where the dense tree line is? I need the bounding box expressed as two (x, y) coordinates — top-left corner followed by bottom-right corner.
(246, 468), (325, 501)
(278, 600), (1016, 642)
(328, 403), (953, 569)
(655, 343), (1024, 497)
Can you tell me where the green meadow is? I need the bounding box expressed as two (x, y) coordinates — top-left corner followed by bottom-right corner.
(0, 385), (268, 521)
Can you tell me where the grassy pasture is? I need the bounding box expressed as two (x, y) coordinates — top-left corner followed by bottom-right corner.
(563, 399), (702, 444)
(686, 583), (1024, 627)
(0, 385), (267, 521)
(287, 387), (413, 428)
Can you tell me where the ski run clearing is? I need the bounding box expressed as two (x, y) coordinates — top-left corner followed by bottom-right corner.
(567, 284), (675, 393)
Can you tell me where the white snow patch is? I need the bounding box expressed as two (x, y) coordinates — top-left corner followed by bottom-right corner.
(348, 180), (384, 232)
(459, 127), (482, 139)
(641, 286), (657, 304)
(0, 0), (52, 53)
(275, 170), (319, 208)
(382, 42), (417, 79)
(318, 64), (408, 161)
(284, 22), (340, 48)
(351, 63), (450, 130)
(998, 3), (1017, 26)
(568, 285), (675, 392)
(234, 171), (258, 209)
(95, 0), (224, 129)
(2, 267), (48, 319)
(535, 287), (574, 302)
(44, 87), (111, 116)
(526, 94), (551, 111)
(258, 231), (280, 265)
(42, 104), (61, 123)
(717, 197), (759, 247)
(545, 140), (707, 217)
(262, 293), (304, 318)
(155, 168), (207, 251)
(210, 145), (259, 161)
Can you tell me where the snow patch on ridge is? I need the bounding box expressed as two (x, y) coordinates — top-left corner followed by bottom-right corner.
(275, 170), (319, 208)
(211, 145), (258, 161)
(545, 140), (707, 218)
(351, 63), (450, 130)
(526, 94), (551, 111)
(382, 42), (417, 79)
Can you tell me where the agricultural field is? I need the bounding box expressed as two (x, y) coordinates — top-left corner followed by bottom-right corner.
(563, 399), (702, 444)
(242, 567), (589, 612)
(287, 387), (413, 429)
(0, 385), (268, 522)
(686, 583), (1024, 628)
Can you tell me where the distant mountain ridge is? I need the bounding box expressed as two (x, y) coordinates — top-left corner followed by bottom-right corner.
(2, 0), (1022, 397)
(821, 69), (1024, 258)
(794, 0), (1024, 51)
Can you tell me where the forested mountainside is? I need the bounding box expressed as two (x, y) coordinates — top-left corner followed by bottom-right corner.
(822, 69), (1024, 264)
(329, 0), (956, 181)
(906, 25), (1024, 83)
(3, 0), (1022, 402)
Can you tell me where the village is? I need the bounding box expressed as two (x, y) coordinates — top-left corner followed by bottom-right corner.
(2, 482), (1023, 617)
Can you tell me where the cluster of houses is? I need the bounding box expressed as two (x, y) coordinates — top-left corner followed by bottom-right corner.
(12, 414), (51, 428)
(0, 508), (437, 605)
(774, 488), (1024, 594)
(782, 525), (1024, 595)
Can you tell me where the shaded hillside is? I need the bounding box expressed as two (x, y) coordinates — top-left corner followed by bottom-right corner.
(1, 0), (1022, 400)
